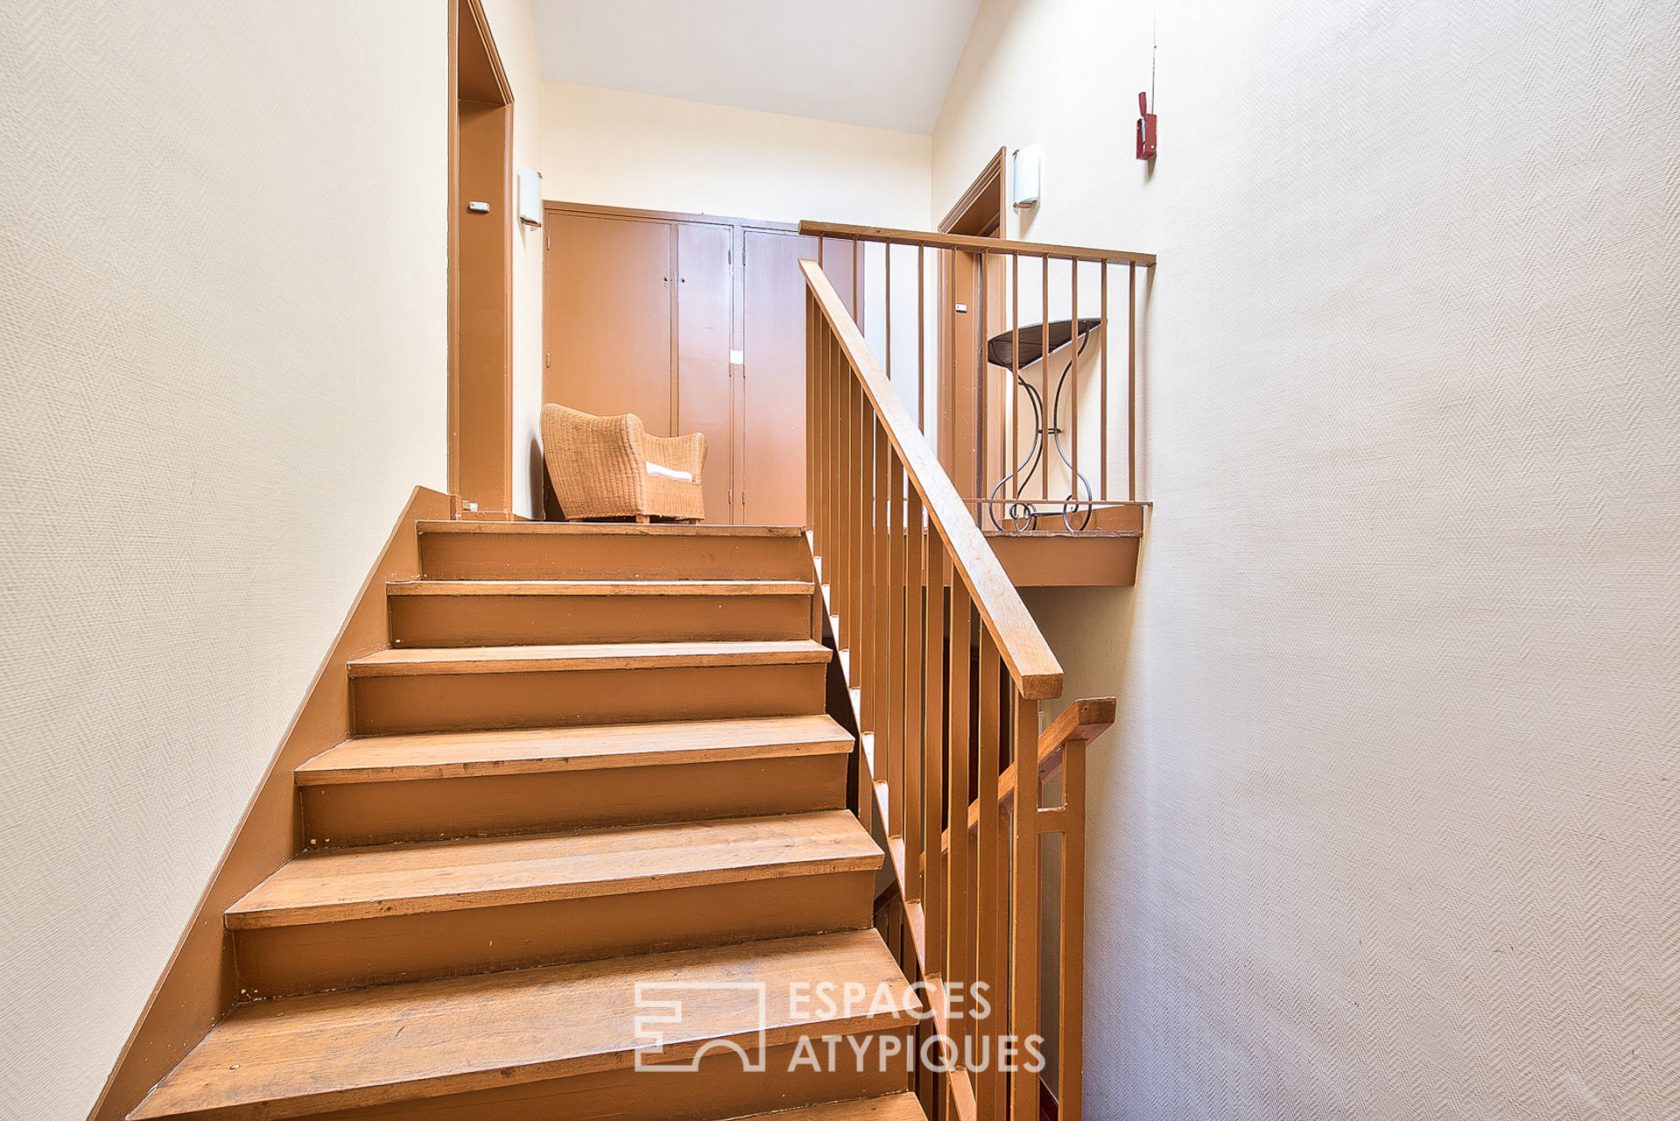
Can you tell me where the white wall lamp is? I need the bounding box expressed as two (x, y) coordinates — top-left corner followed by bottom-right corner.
(1011, 146), (1042, 210)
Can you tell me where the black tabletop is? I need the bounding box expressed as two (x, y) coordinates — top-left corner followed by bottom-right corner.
(985, 318), (1102, 369)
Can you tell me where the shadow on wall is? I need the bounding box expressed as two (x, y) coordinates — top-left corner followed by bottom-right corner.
(1019, 517), (1149, 1090)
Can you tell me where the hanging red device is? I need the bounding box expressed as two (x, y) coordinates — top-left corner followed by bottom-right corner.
(1136, 91), (1157, 160)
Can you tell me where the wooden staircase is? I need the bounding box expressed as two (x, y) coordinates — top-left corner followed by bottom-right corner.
(129, 521), (928, 1121)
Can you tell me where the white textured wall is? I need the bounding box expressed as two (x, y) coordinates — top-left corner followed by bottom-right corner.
(0, 2), (451, 1116)
(539, 81), (931, 226)
(936, 0), (1680, 1116)
(481, 0), (548, 517)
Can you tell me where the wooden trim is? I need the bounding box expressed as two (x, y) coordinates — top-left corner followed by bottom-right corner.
(448, 0), (515, 516)
(799, 220), (1157, 268)
(947, 696), (1115, 848)
(938, 146), (1008, 237)
(801, 260), (1063, 700)
(84, 487), (451, 1121)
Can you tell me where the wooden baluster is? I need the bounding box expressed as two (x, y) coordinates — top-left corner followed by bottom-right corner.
(1100, 265), (1109, 503)
(975, 251), (988, 522)
(1070, 260), (1080, 515)
(974, 632), (1004, 1116)
(870, 418), (889, 770)
(922, 537), (947, 990)
(852, 379), (873, 834)
(1010, 689), (1041, 1121)
(903, 480), (924, 916)
(1010, 253), (1020, 515)
(886, 242), (894, 386)
(944, 576), (973, 1059)
(885, 447), (905, 837)
(1040, 255), (1050, 503)
(1128, 262), (1137, 502)
(1059, 737), (1086, 1121)
(917, 245), (927, 431)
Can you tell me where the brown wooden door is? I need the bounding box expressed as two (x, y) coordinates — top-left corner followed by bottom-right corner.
(544, 212), (674, 433)
(675, 222), (734, 524)
(741, 229), (819, 525)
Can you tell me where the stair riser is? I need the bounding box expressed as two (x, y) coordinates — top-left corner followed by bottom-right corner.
(301, 755), (850, 846)
(353, 663), (827, 736)
(296, 1032), (914, 1121)
(234, 871), (875, 998)
(389, 593), (811, 646)
(421, 532), (812, 582)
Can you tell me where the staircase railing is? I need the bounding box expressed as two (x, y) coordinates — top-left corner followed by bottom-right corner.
(803, 259), (1112, 1121)
(801, 221), (1155, 533)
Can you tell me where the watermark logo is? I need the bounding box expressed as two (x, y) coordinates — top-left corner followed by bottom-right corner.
(633, 980), (770, 1072)
(631, 979), (1044, 1076)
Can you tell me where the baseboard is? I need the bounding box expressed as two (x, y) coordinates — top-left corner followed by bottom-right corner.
(86, 485), (452, 1121)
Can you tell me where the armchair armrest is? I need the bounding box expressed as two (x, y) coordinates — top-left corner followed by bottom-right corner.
(643, 431), (708, 477)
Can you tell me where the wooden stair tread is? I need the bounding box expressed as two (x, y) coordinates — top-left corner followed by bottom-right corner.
(227, 811), (880, 928)
(419, 520), (804, 537)
(129, 930), (916, 1120)
(388, 578), (814, 596)
(349, 639), (831, 677)
(296, 715), (853, 785)
(730, 1094), (928, 1121)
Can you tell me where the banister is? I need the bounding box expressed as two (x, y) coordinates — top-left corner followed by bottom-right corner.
(946, 696), (1115, 852)
(800, 219), (1157, 268)
(800, 258), (1064, 701)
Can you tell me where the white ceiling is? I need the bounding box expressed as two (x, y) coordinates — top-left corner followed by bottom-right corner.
(531, 0), (983, 134)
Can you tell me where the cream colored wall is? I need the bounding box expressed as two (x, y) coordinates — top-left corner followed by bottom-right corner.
(480, 0), (547, 518)
(0, 2), (456, 1116)
(539, 81), (931, 225)
(936, 0), (1680, 1116)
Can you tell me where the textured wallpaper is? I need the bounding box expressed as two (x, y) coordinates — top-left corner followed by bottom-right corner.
(939, 0), (1680, 1117)
(0, 2), (452, 1116)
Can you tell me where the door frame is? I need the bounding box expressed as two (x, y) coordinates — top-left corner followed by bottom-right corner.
(938, 148), (1009, 502)
(448, 0), (514, 516)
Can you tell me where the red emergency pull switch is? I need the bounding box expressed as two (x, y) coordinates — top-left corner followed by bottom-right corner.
(1136, 91), (1158, 160)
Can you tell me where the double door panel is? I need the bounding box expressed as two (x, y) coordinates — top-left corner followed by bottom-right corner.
(545, 207), (857, 525)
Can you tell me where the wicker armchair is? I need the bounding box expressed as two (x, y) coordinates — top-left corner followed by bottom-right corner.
(541, 404), (707, 522)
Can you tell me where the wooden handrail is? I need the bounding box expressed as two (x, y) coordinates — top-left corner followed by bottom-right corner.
(801, 259), (1064, 700)
(944, 697), (1114, 853)
(800, 219), (1157, 268)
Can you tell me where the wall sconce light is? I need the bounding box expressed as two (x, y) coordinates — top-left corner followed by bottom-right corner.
(517, 166), (543, 227)
(1011, 146), (1042, 209)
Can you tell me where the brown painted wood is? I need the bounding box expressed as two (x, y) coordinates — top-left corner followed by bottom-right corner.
(802, 261), (1063, 700)
(983, 531), (1141, 588)
(676, 221), (735, 521)
(295, 1034), (913, 1121)
(230, 810), (880, 929)
(86, 488), (451, 1121)
(353, 660), (828, 736)
(349, 638), (830, 676)
(798, 221), (1157, 268)
(301, 753), (850, 847)
(388, 580), (813, 645)
(743, 228), (819, 524)
(418, 521), (812, 581)
(298, 713), (847, 782)
(131, 930), (918, 1121)
(939, 147), (1008, 238)
(543, 211), (675, 431)
(449, 0), (514, 516)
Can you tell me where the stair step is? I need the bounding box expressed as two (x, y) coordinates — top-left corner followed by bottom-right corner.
(388, 579), (816, 646)
(349, 639), (831, 677)
(297, 715), (852, 785)
(228, 810), (880, 929)
(295, 716), (855, 846)
(228, 812), (882, 996)
(131, 930), (918, 1121)
(350, 641), (833, 736)
(388, 578), (815, 596)
(419, 520), (813, 582)
(730, 1094), (929, 1121)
